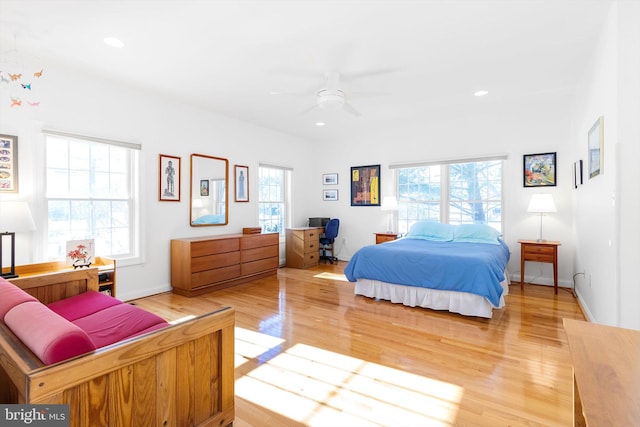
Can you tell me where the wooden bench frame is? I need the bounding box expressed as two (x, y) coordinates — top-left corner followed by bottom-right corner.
(0, 268), (234, 427)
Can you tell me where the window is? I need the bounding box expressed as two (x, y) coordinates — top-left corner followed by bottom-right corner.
(44, 131), (140, 261)
(258, 165), (291, 234)
(396, 158), (503, 234)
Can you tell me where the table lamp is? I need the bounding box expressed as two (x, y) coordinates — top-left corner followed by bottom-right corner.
(527, 194), (556, 242)
(0, 201), (36, 279)
(381, 196), (398, 233)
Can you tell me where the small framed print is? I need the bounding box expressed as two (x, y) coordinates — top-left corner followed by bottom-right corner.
(159, 154), (180, 201)
(234, 165), (249, 202)
(0, 134), (18, 193)
(588, 116), (604, 179)
(523, 152), (556, 187)
(323, 189), (338, 201)
(323, 173), (338, 185)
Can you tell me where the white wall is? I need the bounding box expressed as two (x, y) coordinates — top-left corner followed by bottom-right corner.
(0, 57), (315, 301)
(309, 93), (577, 287)
(572, 1), (640, 329)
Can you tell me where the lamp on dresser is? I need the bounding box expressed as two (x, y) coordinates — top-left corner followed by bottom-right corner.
(0, 201), (36, 279)
(527, 193), (556, 242)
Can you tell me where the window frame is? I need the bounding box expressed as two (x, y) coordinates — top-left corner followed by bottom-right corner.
(41, 130), (141, 265)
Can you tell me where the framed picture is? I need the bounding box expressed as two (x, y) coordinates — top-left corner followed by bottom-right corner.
(588, 116), (604, 179)
(350, 164), (381, 206)
(200, 179), (209, 196)
(523, 152), (556, 187)
(323, 189), (338, 201)
(573, 160), (583, 189)
(234, 165), (249, 202)
(66, 239), (95, 268)
(159, 154), (180, 201)
(0, 134), (18, 193)
(323, 173), (338, 185)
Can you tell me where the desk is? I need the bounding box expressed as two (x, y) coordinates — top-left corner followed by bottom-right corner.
(563, 319), (640, 426)
(285, 227), (324, 269)
(519, 239), (561, 294)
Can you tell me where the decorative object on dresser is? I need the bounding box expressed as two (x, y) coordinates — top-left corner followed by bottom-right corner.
(523, 152), (556, 187)
(527, 193), (557, 242)
(374, 232), (398, 244)
(242, 227), (262, 234)
(0, 201), (36, 279)
(158, 153), (181, 201)
(171, 232), (279, 296)
(285, 227), (323, 269)
(519, 239), (561, 294)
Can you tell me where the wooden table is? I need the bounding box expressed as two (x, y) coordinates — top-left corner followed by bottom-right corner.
(563, 319), (640, 426)
(519, 239), (561, 294)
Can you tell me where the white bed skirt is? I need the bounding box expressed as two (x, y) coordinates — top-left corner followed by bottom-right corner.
(353, 275), (509, 319)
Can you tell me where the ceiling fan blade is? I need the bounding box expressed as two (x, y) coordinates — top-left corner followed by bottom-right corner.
(341, 67), (403, 81)
(343, 102), (361, 117)
(298, 104), (318, 115)
(348, 90), (390, 99)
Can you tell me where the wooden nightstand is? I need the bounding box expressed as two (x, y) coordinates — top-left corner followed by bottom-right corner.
(374, 232), (398, 244)
(519, 239), (561, 294)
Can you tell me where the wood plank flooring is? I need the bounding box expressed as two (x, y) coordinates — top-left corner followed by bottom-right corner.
(132, 262), (585, 427)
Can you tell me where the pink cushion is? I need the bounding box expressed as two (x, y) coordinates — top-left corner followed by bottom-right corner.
(0, 277), (38, 321)
(73, 304), (168, 348)
(4, 301), (96, 365)
(48, 290), (122, 321)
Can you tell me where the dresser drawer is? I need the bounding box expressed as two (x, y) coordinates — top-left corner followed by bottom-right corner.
(192, 251), (240, 273)
(241, 257), (278, 276)
(303, 251), (318, 267)
(241, 233), (279, 250)
(191, 265), (241, 288)
(304, 228), (321, 241)
(191, 238), (240, 257)
(242, 245), (278, 263)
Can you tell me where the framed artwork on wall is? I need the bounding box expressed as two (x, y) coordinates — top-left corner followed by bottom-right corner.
(588, 116), (604, 179)
(200, 179), (209, 196)
(523, 152), (556, 187)
(350, 164), (381, 206)
(322, 173), (338, 185)
(323, 189), (338, 201)
(234, 165), (249, 202)
(0, 134), (18, 193)
(159, 154), (180, 201)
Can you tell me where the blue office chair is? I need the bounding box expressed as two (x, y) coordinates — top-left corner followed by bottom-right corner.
(319, 218), (340, 264)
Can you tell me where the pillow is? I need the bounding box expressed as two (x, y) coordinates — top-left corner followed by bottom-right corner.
(406, 221), (454, 241)
(453, 224), (501, 245)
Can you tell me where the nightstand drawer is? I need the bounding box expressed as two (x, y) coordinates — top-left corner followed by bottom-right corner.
(524, 252), (555, 262)
(523, 245), (555, 256)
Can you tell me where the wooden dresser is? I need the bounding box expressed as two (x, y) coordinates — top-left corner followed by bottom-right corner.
(171, 232), (279, 296)
(285, 227), (323, 269)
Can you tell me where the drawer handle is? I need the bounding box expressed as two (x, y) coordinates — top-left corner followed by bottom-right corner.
(310, 255), (315, 259)
(310, 244), (314, 248)
(310, 233), (315, 237)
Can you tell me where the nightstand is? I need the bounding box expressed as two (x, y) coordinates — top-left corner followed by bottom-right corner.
(519, 239), (561, 294)
(374, 232), (398, 244)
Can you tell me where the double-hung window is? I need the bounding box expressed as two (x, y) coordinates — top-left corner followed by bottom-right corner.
(44, 131), (140, 262)
(258, 164), (291, 234)
(395, 157), (504, 234)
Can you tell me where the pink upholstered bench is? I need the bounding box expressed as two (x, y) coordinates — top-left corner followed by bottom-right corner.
(0, 277), (168, 365)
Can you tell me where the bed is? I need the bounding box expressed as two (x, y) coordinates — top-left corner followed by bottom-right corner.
(344, 222), (510, 318)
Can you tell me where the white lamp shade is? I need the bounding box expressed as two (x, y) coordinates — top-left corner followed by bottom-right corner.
(527, 194), (557, 213)
(381, 196), (399, 212)
(0, 201), (36, 232)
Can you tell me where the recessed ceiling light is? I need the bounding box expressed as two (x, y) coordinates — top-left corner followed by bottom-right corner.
(104, 37), (124, 48)
(316, 122), (326, 127)
(474, 90), (488, 97)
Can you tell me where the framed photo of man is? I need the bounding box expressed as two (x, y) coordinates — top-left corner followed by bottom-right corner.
(159, 154), (181, 201)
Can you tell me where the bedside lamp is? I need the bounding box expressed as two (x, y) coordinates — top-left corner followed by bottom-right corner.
(0, 201), (36, 279)
(527, 194), (556, 242)
(381, 196), (398, 233)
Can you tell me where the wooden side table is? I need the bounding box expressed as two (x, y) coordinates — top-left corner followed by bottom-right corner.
(519, 239), (561, 294)
(374, 232), (398, 244)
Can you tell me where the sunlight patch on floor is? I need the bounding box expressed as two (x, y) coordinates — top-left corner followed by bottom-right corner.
(235, 327), (286, 368)
(236, 341), (463, 426)
(314, 272), (349, 282)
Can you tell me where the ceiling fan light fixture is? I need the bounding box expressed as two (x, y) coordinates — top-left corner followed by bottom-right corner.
(317, 90), (345, 109)
(104, 37), (124, 48)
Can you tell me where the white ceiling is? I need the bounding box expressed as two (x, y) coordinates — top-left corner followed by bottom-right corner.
(0, 0), (611, 141)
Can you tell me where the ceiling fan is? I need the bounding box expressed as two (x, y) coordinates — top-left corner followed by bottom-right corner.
(273, 71), (365, 117)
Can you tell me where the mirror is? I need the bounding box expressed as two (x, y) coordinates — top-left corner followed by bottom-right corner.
(190, 154), (229, 226)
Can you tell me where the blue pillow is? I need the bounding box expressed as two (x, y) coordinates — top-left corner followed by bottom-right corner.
(406, 221), (454, 241)
(453, 224), (501, 245)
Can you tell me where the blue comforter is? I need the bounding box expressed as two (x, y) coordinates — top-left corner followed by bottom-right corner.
(344, 238), (510, 306)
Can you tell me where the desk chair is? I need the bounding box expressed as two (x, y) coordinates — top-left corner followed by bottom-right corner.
(319, 218), (340, 264)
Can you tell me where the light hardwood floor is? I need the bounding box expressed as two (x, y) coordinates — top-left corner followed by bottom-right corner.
(133, 262), (585, 427)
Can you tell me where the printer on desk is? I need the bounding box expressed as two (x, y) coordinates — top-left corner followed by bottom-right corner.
(308, 217), (330, 227)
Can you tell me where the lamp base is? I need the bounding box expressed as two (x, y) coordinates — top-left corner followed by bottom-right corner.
(0, 273), (18, 279)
